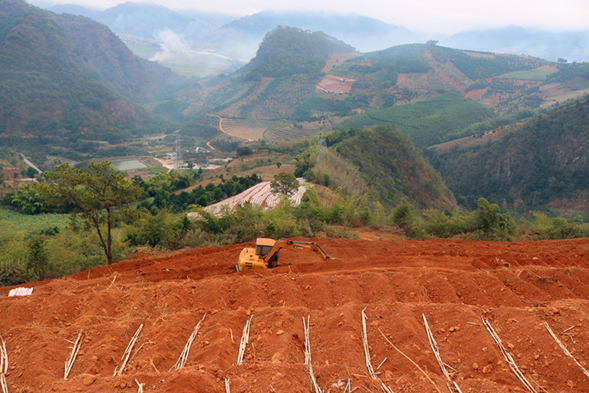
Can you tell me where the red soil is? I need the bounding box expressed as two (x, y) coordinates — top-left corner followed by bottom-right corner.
(2, 238), (589, 392)
(316, 75), (356, 94)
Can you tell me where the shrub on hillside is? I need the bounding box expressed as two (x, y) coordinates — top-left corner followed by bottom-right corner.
(518, 212), (589, 240)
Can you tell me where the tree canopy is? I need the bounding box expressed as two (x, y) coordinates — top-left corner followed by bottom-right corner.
(271, 172), (299, 197)
(37, 161), (141, 264)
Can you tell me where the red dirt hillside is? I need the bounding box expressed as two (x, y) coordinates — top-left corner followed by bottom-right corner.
(1, 238), (589, 392)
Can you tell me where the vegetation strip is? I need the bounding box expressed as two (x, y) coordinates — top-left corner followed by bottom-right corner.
(481, 318), (538, 393)
(543, 322), (589, 379)
(114, 324), (143, 377)
(361, 309), (394, 393)
(169, 314), (206, 371)
(303, 315), (322, 393)
(237, 315), (253, 365)
(63, 332), (84, 380)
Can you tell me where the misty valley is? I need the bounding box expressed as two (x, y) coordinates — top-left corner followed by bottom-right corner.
(2, 0), (589, 265)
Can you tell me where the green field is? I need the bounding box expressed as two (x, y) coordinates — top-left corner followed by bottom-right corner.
(0, 208), (70, 233)
(500, 69), (555, 80)
(337, 92), (494, 147)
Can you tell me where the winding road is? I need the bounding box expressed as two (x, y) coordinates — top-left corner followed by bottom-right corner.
(208, 114), (252, 142)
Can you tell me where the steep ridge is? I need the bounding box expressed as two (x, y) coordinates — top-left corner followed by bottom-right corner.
(0, 0), (178, 142)
(52, 12), (185, 103)
(429, 96), (589, 209)
(1, 238), (589, 392)
(294, 126), (456, 209)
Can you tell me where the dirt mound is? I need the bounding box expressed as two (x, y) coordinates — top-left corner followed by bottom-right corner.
(2, 238), (589, 392)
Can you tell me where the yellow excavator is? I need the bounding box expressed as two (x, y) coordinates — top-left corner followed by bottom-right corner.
(236, 238), (331, 272)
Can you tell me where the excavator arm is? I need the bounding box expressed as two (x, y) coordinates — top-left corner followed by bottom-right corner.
(262, 239), (331, 264)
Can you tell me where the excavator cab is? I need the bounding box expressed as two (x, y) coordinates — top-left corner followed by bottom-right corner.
(255, 238), (279, 268)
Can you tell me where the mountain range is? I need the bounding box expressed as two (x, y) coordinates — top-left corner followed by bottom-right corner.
(183, 31), (589, 149)
(4, 0), (589, 212)
(43, 1), (589, 76)
(441, 25), (589, 64)
(0, 0), (185, 160)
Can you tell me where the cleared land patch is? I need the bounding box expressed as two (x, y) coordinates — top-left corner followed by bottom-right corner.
(316, 75), (356, 94)
(2, 238), (589, 392)
(500, 67), (558, 80)
(220, 119), (282, 141)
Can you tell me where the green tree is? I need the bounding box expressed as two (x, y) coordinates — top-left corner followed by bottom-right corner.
(37, 162), (141, 264)
(270, 172), (299, 197)
(475, 197), (500, 233)
(236, 146), (253, 156)
(26, 167), (39, 178)
(26, 234), (49, 280)
(12, 186), (44, 214)
(392, 197), (415, 230)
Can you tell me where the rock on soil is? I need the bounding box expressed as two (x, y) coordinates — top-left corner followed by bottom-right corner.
(2, 238), (589, 392)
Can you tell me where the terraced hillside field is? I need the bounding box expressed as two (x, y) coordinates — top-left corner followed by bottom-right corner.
(1, 238), (589, 392)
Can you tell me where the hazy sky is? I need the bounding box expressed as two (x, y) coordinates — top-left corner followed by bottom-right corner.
(31, 0), (589, 34)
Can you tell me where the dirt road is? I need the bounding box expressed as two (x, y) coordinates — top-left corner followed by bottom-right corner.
(208, 114), (253, 142)
(1, 238), (589, 392)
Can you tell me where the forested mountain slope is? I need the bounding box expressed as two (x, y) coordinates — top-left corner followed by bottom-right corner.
(428, 96), (589, 210)
(52, 12), (185, 103)
(191, 37), (589, 148)
(239, 26), (357, 80)
(295, 126), (456, 209)
(0, 0), (181, 146)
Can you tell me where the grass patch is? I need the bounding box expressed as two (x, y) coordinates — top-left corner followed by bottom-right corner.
(0, 208), (70, 232)
(149, 167), (167, 174)
(500, 69), (554, 80)
(337, 93), (493, 147)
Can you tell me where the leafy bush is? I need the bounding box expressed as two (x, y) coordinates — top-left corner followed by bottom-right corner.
(518, 212), (589, 240)
(421, 208), (475, 238)
(26, 234), (49, 280)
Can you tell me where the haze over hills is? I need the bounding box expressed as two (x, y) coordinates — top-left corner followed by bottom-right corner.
(4, 1), (589, 213)
(441, 26), (589, 63)
(47, 3), (99, 18)
(42, 1), (589, 77)
(194, 10), (419, 61)
(43, 2), (422, 74)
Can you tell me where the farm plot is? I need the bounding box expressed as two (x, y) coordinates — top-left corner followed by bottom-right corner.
(316, 75), (356, 94)
(2, 238), (589, 392)
(220, 119), (282, 142)
(189, 179), (308, 217)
